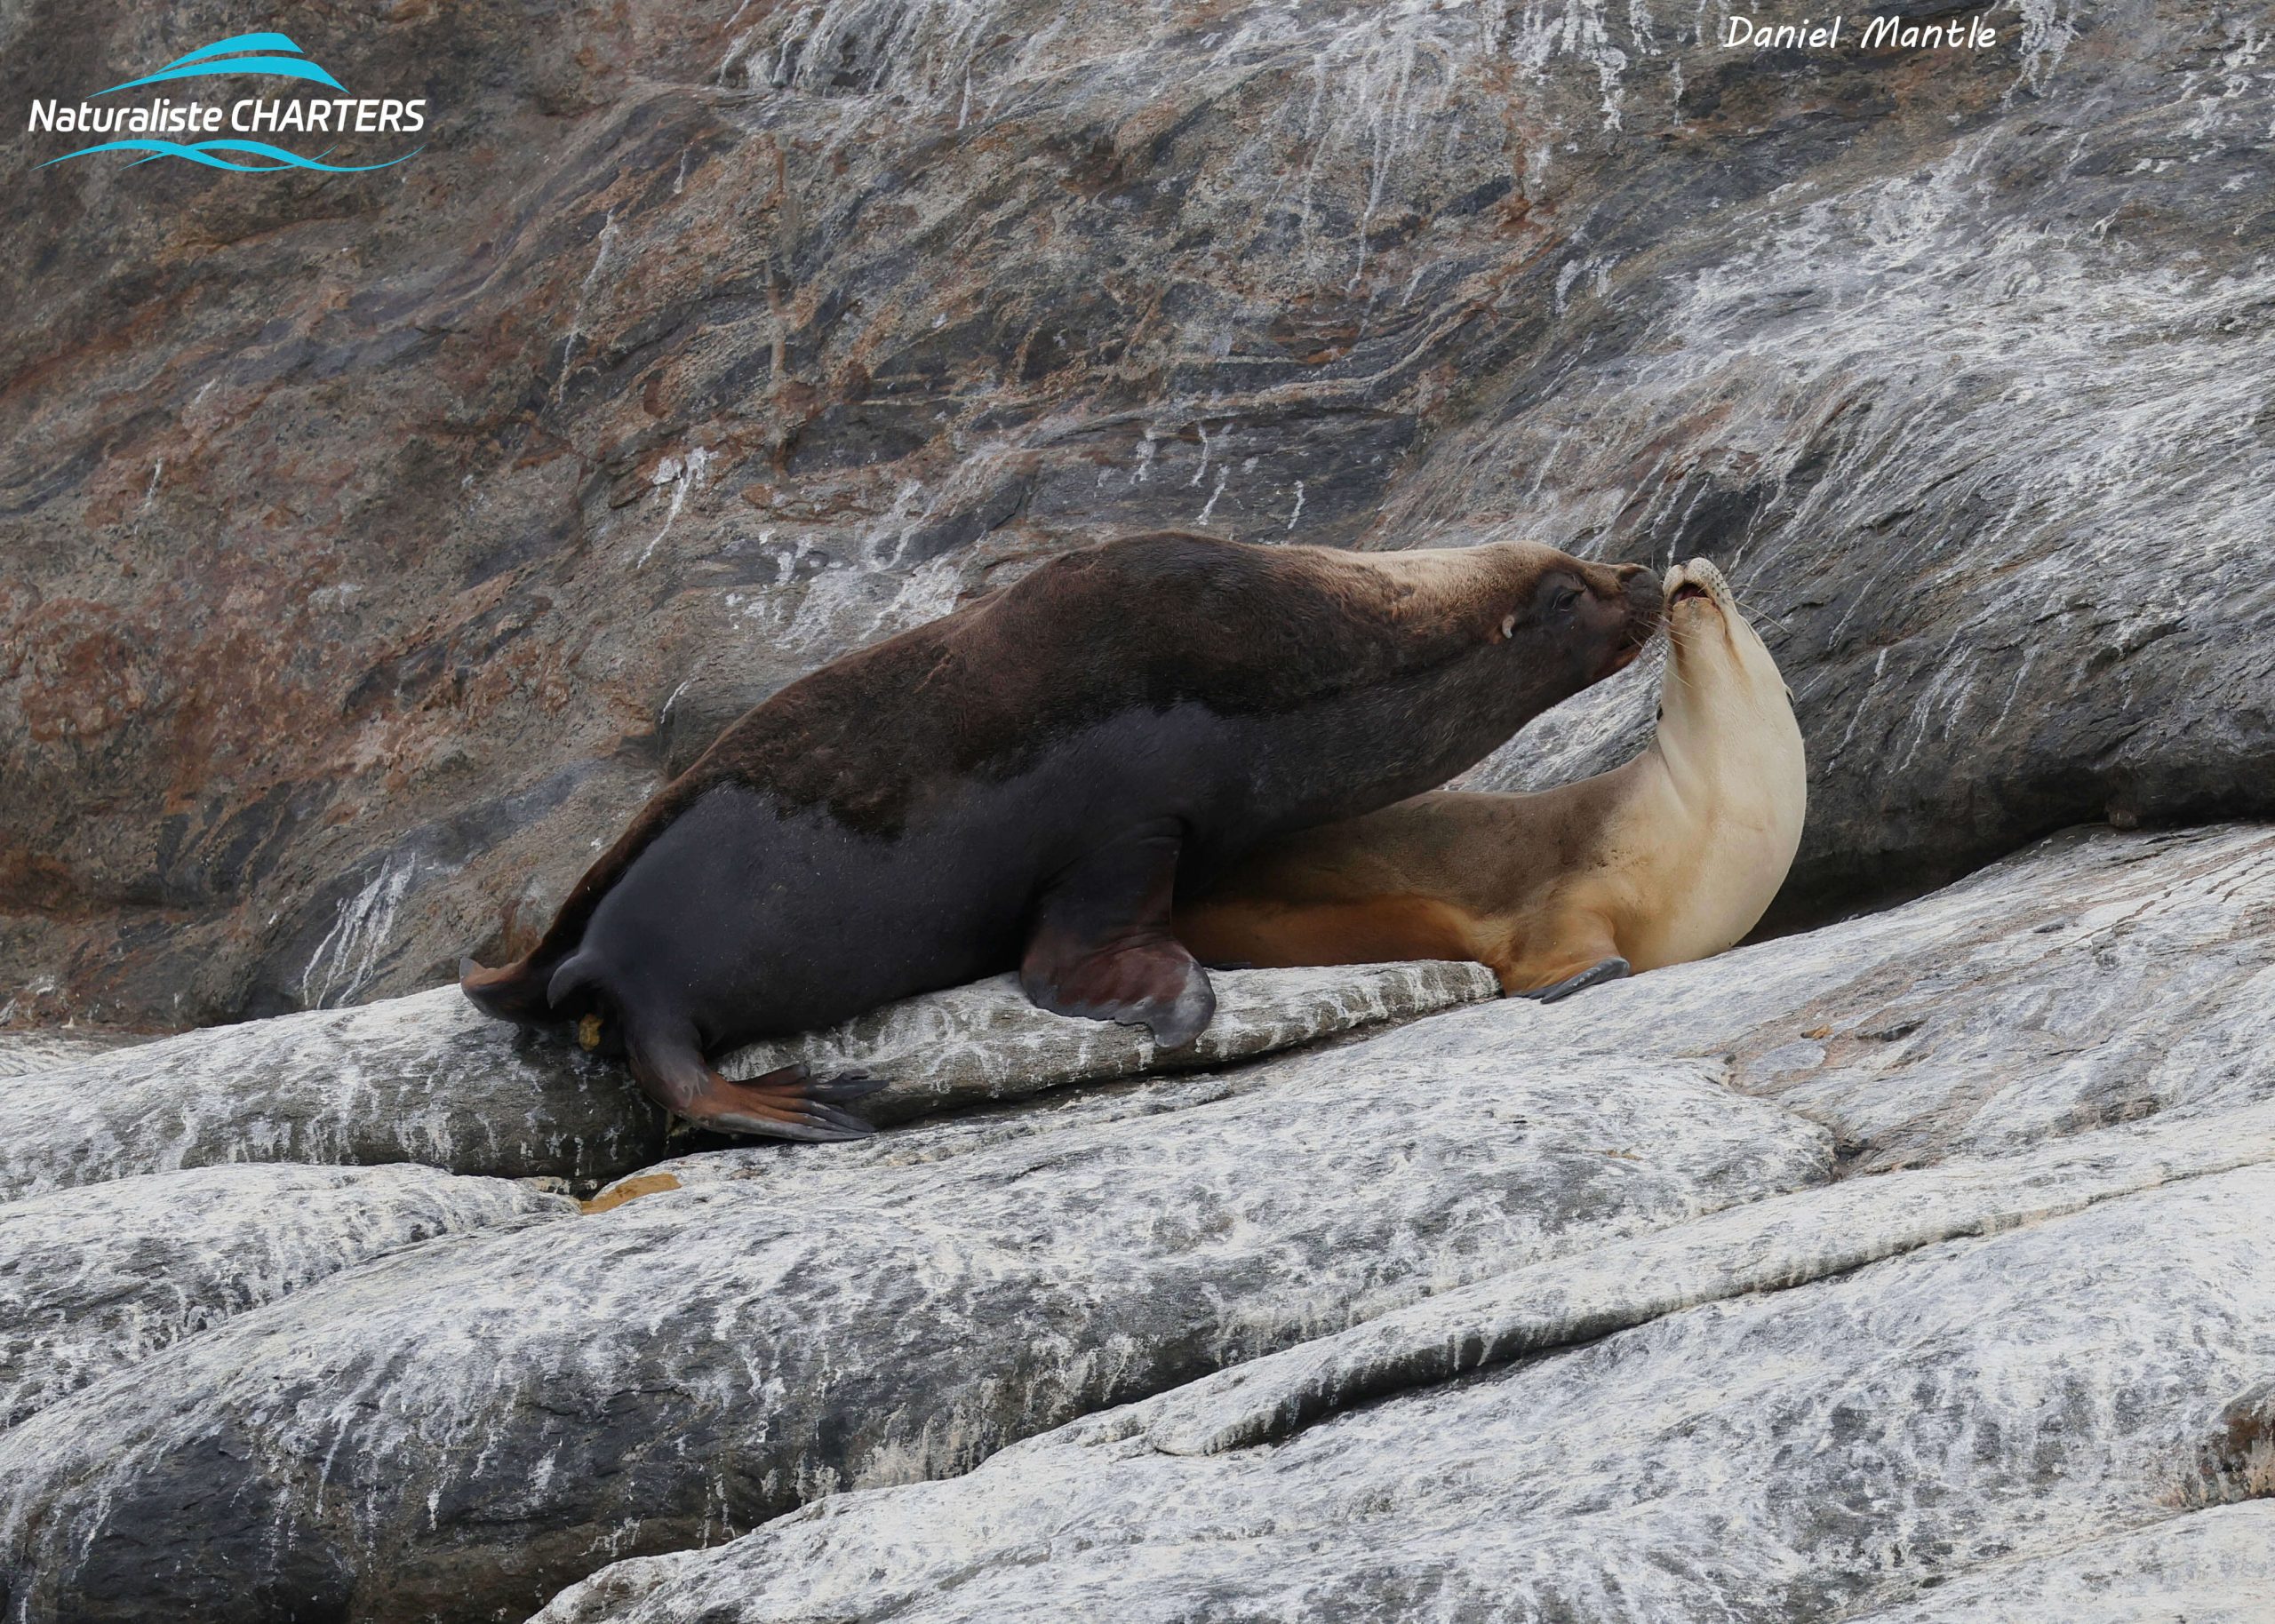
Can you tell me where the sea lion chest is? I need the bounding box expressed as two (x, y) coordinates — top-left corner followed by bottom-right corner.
(1620, 719), (1806, 970)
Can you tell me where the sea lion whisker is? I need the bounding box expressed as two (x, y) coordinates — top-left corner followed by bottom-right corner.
(1731, 593), (1798, 633)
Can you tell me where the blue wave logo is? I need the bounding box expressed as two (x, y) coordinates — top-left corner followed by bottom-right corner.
(43, 139), (418, 172)
(95, 32), (345, 96)
(30, 32), (427, 173)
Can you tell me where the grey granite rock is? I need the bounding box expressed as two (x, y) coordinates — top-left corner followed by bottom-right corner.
(4, 826), (2271, 1620)
(0, 1163), (571, 1430)
(1140, 1099), (2275, 1457)
(0, 1030), (147, 1077)
(1512, 823), (2275, 1173)
(1438, 0), (2275, 928)
(534, 821), (2275, 1622)
(0, 962), (1492, 1202)
(1844, 1503), (2275, 1624)
(536, 1142), (2275, 1624)
(0, 1028), (1828, 1622)
(720, 959), (1499, 1122)
(0, 987), (659, 1201)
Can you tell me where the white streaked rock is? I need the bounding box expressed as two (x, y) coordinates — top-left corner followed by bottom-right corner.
(0, 988), (659, 1201)
(1843, 1503), (2275, 1623)
(1462, 824), (2275, 1172)
(0, 1162), (571, 1430)
(0, 1029), (147, 1077)
(719, 960), (1499, 1122)
(8, 828), (2274, 1624)
(0, 1032), (1828, 1624)
(1141, 1097), (2275, 1455)
(536, 1149), (2275, 1624)
(0, 963), (1494, 1202)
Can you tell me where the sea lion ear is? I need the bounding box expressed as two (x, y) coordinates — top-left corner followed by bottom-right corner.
(1499, 613), (1517, 640)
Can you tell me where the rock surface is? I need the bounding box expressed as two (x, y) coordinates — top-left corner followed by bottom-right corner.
(0, 987), (657, 1201)
(527, 824), (2275, 1624)
(5, 824), (2273, 1621)
(0, 1029), (1829, 1622)
(1843, 1503), (2275, 1624)
(0, 1030), (144, 1077)
(0, 1163), (571, 1429)
(0, 960), (1490, 1200)
(539, 1154), (2275, 1624)
(1521, 822), (2275, 1173)
(717, 959), (1498, 1123)
(6, 0), (2271, 1027)
(1138, 1098), (2275, 1457)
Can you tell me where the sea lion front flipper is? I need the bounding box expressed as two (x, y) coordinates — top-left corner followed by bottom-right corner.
(1021, 820), (1217, 1049)
(622, 1012), (886, 1142)
(1519, 956), (1632, 1003)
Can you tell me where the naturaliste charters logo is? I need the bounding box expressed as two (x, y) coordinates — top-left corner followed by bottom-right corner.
(27, 31), (425, 172)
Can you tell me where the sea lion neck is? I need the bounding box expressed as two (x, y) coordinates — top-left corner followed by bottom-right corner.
(1655, 560), (1784, 792)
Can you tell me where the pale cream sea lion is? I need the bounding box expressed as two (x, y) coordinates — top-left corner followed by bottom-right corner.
(1174, 557), (1806, 999)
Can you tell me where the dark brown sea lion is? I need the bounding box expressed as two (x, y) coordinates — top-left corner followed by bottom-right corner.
(462, 530), (1662, 1140)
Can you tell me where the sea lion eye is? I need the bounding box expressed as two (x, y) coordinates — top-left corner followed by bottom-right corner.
(1550, 585), (1581, 616)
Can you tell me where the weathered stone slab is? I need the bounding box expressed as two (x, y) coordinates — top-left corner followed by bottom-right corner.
(718, 960), (1500, 1124)
(0, 1029), (1828, 1623)
(0, 963), (1496, 1202)
(1845, 1504), (2275, 1624)
(1507, 824), (2275, 1173)
(536, 1149), (2275, 1623)
(1142, 1100), (2275, 1456)
(0, 1030), (148, 1077)
(10, 830), (2272, 1623)
(0, 1163), (571, 1430)
(0, 988), (659, 1201)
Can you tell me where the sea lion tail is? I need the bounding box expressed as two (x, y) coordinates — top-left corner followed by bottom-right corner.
(459, 956), (559, 1027)
(545, 951), (606, 1011)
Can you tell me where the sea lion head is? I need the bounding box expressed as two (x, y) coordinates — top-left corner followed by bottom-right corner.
(1658, 557), (1792, 734)
(1486, 542), (1664, 691)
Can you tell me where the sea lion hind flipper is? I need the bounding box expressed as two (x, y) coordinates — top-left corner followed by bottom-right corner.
(1519, 955), (1632, 1003)
(1020, 821), (1217, 1049)
(695, 1065), (887, 1142)
(622, 1012), (882, 1142)
(459, 956), (557, 1026)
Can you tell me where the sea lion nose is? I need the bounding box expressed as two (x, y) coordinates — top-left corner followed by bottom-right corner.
(1621, 565), (1664, 625)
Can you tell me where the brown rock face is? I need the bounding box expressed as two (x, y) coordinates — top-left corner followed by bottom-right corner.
(3, 1), (2270, 1029)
